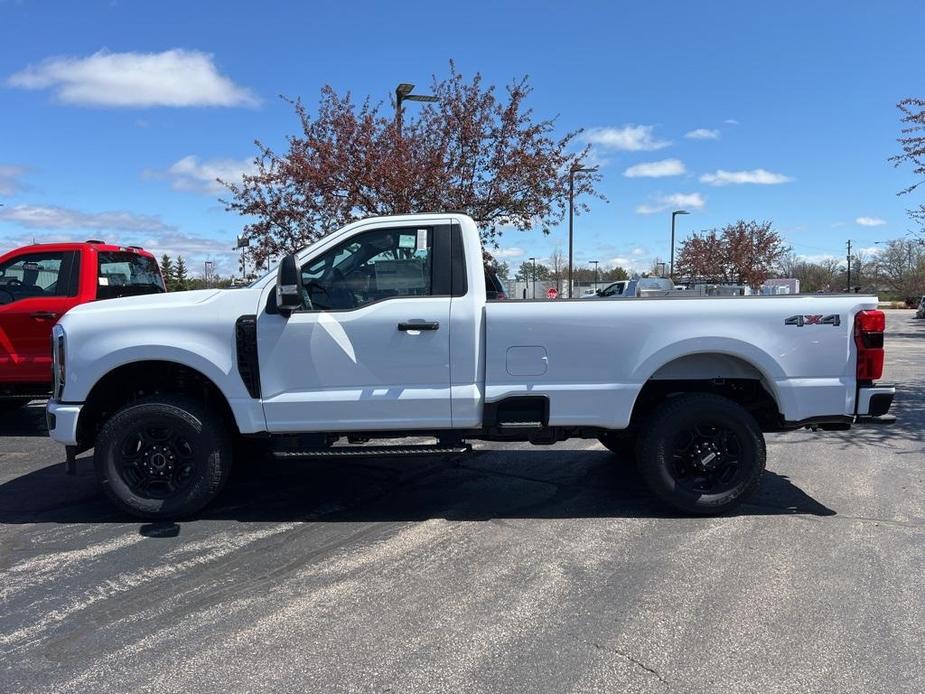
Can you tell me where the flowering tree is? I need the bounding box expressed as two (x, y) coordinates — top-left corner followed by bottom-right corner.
(222, 64), (602, 267)
(675, 220), (789, 286)
(890, 98), (925, 231)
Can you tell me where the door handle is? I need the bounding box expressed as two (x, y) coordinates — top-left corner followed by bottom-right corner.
(30, 311), (58, 320)
(397, 321), (440, 332)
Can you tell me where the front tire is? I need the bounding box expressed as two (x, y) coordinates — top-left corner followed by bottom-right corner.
(94, 395), (232, 519)
(637, 393), (765, 515)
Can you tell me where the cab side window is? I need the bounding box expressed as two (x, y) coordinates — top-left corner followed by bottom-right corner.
(0, 252), (75, 305)
(298, 227), (432, 311)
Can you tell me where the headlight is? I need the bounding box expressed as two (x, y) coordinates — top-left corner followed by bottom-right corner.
(51, 325), (66, 399)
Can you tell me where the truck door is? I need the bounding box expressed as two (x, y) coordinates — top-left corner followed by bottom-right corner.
(256, 221), (455, 432)
(0, 250), (81, 386)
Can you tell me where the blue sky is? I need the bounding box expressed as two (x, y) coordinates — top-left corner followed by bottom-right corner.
(1, 0), (922, 276)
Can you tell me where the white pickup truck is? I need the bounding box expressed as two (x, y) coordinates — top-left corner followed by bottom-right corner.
(47, 213), (894, 518)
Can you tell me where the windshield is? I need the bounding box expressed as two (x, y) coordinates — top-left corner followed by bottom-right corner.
(97, 252), (165, 299)
(601, 282), (625, 296)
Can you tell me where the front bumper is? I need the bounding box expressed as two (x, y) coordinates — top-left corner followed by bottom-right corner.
(46, 399), (82, 446)
(856, 384), (895, 418)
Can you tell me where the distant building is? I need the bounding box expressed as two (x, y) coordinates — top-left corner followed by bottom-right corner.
(762, 278), (800, 295)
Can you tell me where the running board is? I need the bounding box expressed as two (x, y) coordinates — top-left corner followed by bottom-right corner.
(272, 444), (471, 459)
(497, 421), (543, 430)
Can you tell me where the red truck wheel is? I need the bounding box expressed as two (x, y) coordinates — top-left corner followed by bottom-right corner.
(94, 395), (232, 519)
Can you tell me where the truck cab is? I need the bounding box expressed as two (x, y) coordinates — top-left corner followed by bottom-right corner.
(0, 241), (164, 405)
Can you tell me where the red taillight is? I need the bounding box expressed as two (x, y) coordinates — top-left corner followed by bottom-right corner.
(854, 309), (885, 381)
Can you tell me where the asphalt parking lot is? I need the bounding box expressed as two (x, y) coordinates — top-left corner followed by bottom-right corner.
(1, 310), (923, 694)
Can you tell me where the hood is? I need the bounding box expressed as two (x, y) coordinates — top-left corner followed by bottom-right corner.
(67, 289), (223, 316)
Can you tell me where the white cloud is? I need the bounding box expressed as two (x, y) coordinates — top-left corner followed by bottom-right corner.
(631, 247), (646, 257)
(855, 216), (886, 227)
(583, 125), (671, 151)
(636, 192), (705, 215)
(495, 247), (525, 258)
(0, 203), (174, 232)
(795, 253), (839, 264)
(684, 128), (720, 140)
(0, 164), (28, 196)
(699, 169), (793, 186)
(152, 155), (257, 193)
(580, 147), (610, 169)
(0, 224), (241, 277)
(623, 158), (686, 178)
(6, 49), (259, 108)
(724, 119), (740, 125)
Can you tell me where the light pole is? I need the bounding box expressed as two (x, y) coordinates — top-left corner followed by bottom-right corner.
(670, 210), (689, 279)
(234, 235), (248, 280)
(568, 165), (597, 298)
(395, 83), (437, 134)
(590, 260), (599, 292)
(529, 257), (537, 299)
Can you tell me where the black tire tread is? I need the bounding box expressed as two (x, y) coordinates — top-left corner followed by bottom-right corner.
(637, 393), (765, 515)
(94, 394), (231, 519)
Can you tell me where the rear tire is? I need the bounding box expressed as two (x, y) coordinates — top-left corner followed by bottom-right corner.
(94, 395), (232, 519)
(636, 393), (765, 515)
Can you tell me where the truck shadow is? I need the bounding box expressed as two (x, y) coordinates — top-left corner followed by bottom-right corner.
(0, 401), (48, 438)
(0, 449), (835, 526)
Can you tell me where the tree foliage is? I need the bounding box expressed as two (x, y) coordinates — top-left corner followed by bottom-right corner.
(890, 98), (925, 231)
(515, 260), (551, 282)
(159, 253), (174, 288)
(778, 253), (864, 293)
(675, 220), (789, 286)
(173, 256), (189, 292)
(872, 239), (925, 299)
(222, 64), (602, 267)
(514, 259), (627, 283)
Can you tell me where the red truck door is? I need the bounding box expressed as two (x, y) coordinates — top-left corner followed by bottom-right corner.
(0, 250), (82, 386)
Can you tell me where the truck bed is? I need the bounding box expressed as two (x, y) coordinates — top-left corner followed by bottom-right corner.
(484, 294), (877, 428)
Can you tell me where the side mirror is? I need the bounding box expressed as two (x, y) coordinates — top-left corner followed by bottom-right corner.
(275, 254), (302, 316)
(595, 289), (602, 296)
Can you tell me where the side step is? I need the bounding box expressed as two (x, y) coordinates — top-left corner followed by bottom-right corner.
(272, 444), (471, 459)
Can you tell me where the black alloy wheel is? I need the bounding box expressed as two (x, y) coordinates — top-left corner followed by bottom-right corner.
(636, 393), (766, 515)
(94, 395), (231, 519)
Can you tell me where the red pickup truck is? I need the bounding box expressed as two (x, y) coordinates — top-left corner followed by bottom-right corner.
(0, 241), (165, 408)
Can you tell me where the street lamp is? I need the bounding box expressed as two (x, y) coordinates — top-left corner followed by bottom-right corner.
(568, 165), (597, 298)
(234, 235), (250, 280)
(529, 256), (537, 299)
(590, 260), (599, 292)
(395, 83), (438, 134)
(670, 210), (689, 279)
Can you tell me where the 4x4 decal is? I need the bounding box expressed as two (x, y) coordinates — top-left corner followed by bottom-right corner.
(784, 314), (841, 327)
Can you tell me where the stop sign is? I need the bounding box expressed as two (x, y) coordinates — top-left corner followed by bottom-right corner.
(546, 287), (559, 300)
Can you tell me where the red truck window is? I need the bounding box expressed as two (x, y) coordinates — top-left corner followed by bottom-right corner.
(96, 252), (165, 300)
(0, 251), (79, 304)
